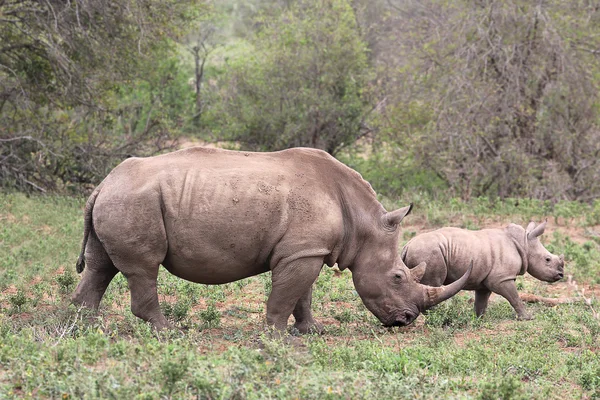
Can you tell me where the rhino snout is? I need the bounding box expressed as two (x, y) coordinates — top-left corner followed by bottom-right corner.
(383, 309), (418, 327)
(554, 254), (565, 280)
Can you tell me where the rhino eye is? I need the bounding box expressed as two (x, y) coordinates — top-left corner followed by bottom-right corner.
(394, 273), (404, 281)
(545, 256), (551, 262)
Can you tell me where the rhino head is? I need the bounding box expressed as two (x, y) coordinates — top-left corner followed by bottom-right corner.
(350, 205), (472, 327)
(524, 221), (565, 282)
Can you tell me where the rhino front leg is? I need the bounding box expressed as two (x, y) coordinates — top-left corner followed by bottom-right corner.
(492, 280), (532, 321)
(474, 288), (492, 317)
(267, 256), (323, 332)
(292, 286), (324, 334)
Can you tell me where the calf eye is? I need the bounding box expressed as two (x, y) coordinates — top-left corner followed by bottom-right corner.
(545, 257), (551, 262)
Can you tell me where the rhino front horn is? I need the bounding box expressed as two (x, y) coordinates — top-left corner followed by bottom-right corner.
(422, 261), (473, 309)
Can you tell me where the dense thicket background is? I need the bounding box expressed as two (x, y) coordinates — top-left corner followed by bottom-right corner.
(2, 0), (600, 201)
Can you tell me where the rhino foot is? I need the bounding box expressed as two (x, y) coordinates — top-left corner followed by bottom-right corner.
(293, 319), (324, 335)
(516, 312), (533, 321)
(293, 320), (324, 335)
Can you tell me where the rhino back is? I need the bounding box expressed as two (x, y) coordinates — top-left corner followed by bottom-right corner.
(404, 227), (522, 289)
(92, 147), (348, 284)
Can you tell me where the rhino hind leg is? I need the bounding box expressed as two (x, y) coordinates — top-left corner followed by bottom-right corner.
(72, 230), (119, 310)
(474, 288), (492, 317)
(292, 286), (324, 334)
(122, 267), (171, 330)
(267, 256), (324, 332)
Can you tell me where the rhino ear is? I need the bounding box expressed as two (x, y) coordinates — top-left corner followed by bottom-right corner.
(410, 262), (427, 283)
(383, 203), (413, 227)
(527, 220), (547, 240)
(526, 221), (536, 233)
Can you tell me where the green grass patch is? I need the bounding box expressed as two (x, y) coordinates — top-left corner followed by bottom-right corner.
(1, 192), (599, 398)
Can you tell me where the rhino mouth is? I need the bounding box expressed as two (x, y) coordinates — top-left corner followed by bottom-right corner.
(383, 310), (418, 327)
(554, 272), (564, 281)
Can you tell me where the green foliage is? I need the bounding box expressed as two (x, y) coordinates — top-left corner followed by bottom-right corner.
(0, 1), (203, 193)
(199, 303), (221, 327)
(424, 295), (481, 330)
(8, 289), (27, 314)
(2, 193), (600, 398)
(162, 298), (192, 323)
(546, 232), (600, 283)
(56, 271), (76, 294)
(479, 375), (526, 400)
(203, 0), (373, 154)
(372, 0), (600, 201)
(340, 146), (448, 198)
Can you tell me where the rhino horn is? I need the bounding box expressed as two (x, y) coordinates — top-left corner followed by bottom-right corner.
(527, 220), (547, 240)
(382, 203), (413, 227)
(422, 261), (473, 309)
(410, 261), (427, 283)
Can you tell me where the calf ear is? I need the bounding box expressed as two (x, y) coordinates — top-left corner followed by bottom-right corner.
(526, 221), (536, 233)
(383, 203), (413, 227)
(527, 220), (547, 240)
(410, 262), (427, 283)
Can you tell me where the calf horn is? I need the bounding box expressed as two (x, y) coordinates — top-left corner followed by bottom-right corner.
(422, 261), (473, 310)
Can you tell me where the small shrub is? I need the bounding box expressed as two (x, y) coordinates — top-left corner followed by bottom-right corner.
(200, 303), (221, 327)
(160, 356), (189, 396)
(56, 270), (76, 294)
(478, 375), (526, 400)
(584, 199), (600, 226)
(162, 298), (191, 322)
(8, 289), (27, 313)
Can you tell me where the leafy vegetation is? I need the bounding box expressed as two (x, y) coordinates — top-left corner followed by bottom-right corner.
(1, 193), (599, 398)
(3, 0), (600, 201)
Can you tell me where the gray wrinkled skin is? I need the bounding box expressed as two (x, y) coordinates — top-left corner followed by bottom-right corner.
(72, 147), (471, 332)
(402, 222), (565, 320)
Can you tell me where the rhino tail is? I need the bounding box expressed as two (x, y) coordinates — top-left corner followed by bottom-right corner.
(76, 184), (102, 274)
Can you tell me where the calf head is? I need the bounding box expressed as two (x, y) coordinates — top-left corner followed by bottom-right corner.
(350, 204), (472, 327)
(525, 221), (565, 282)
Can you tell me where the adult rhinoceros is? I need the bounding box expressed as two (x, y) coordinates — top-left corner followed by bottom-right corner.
(72, 147), (471, 332)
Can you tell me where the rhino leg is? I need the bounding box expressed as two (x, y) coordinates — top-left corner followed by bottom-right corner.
(267, 256), (323, 332)
(474, 288), (492, 317)
(292, 286), (324, 334)
(120, 266), (171, 330)
(72, 230), (119, 310)
(491, 280), (533, 321)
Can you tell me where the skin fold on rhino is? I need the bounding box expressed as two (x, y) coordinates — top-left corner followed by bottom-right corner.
(72, 147), (472, 332)
(402, 222), (565, 320)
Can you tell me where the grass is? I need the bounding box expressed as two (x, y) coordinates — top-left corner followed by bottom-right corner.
(1, 192), (600, 398)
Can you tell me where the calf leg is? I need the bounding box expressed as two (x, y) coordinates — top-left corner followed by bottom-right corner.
(72, 231), (119, 310)
(491, 280), (532, 320)
(474, 288), (492, 317)
(267, 256), (323, 332)
(292, 286), (324, 334)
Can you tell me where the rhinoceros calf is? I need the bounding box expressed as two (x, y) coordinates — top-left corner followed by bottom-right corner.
(401, 222), (564, 320)
(72, 147), (472, 332)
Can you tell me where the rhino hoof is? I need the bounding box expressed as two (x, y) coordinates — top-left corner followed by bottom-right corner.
(516, 313), (533, 321)
(293, 320), (324, 335)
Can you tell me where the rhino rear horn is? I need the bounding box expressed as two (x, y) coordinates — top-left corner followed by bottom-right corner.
(383, 203), (413, 227)
(410, 261), (427, 283)
(422, 261), (473, 309)
(527, 220), (547, 240)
